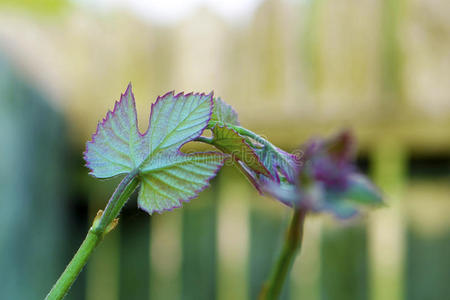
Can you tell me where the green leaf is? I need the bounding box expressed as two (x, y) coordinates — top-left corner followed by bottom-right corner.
(142, 91), (214, 157)
(253, 145), (298, 185)
(207, 97), (269, 175)
(323, 199), (359, 219)
(211, 124), (269, 176)
(84, 84), (144, 178)
(211, 97), (239, 125)
(344, 174), (383, 205)
(85, 85), (226, 214)
(139, 151), (224, 213)
(206, 97), (297, 190)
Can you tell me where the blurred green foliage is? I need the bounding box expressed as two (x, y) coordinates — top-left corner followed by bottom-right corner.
(0, 0), (68, 14)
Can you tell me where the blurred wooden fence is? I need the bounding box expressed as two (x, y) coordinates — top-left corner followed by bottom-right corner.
(0, 0), (449, 299)
(0, 54), (75, 299)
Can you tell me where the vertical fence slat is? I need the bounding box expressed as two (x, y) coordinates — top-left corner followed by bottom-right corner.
(405, 178), (450, 300)
(249, 199), (290, 299)
(380, 0), (404, 103)
(0, 56), (70, 299)
(291, 217), (321, 300)
(181, 178), (219, 300)
(369, 140), (406, 300)
(150, 211), (181, 300)
(320, 222), (369, 300)
(217, 166), (250, 300)
(406, 226), (450, 300)
(119, 200), (151, 300)
(369, 0), (407, 297)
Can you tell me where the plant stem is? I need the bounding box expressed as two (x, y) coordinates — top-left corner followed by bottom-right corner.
(95, 169), (139, 234)
(45, 170), (140, 300)
(259, 209), (307, 300)
(207, 121), (278, 152)
(45, 228), (102, 300)
(194, 136), (214, 145)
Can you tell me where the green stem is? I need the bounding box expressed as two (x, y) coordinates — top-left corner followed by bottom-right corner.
(45, 170), (140, 300)
(194, 136), (214, 145)
(232, 125), (269, 145)
(45, 228), (102, 300)
(95, 169), (139, 234)
(260, 209), (307, 300)
(206, 121), (276, 151)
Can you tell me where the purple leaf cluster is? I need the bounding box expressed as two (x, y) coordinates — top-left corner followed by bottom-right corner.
(264, 131), (383, 218)
(204, 97), (382, 218)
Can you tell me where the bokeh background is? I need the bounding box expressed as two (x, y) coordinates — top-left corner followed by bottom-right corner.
(0, 0), (449, 299)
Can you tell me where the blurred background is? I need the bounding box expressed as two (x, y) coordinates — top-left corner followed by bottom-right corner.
(0, 0), (449, 299)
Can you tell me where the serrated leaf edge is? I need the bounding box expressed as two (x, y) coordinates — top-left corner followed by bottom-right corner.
(137, 151), (227, 214)
(83, 83), (138, 175)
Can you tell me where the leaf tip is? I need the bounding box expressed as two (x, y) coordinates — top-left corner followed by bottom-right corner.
(157, 90), (175, 102)
(125, 81), (133, 94)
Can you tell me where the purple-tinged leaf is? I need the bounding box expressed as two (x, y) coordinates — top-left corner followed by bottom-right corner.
(206, 97), (270, 176)
(344, 174), (383, 205)
(203, 96), (300, 195)
(211, 97), (240, 125)
(321, 199), (359, 219)
(263, 130), (383, 218)
(254, 145), (299, 184)
(138, 151), (225, 213)
(211, 124), (269, 176)
(138, 91), (227, 213)
(142, 92), (214, 156)
(84, 85), (226, 214)
(236, 144), (299, 196)
(84, 84), (145, 178)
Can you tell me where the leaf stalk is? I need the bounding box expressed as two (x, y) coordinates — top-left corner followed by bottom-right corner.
(207, 121), (278, 152)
